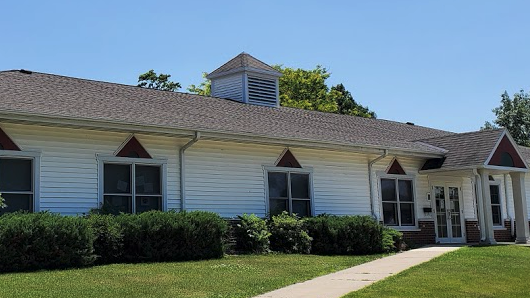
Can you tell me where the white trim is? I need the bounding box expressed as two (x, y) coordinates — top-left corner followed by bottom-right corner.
(97, 155), (168, 212)
(377, 173), (418, 228)
(0, 111), (446, 159)
(263, 165), (314, 217)
(113, 133), (135, 156)
(430, 181), (466, 244)
(484, 129), (529, 169)
(488, 180), (503, 227)
(481, 165), (528, 173)
(0, 150), (41, 213)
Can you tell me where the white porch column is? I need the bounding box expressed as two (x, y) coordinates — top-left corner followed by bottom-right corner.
(510, 172), (530, 244)
(479, 169), (496, 244)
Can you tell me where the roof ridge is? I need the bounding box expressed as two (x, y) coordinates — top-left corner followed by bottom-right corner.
(416, 128), (503, 141)
(0, 69), (456, 135)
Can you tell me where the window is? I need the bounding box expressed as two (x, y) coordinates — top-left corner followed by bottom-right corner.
(490, 184), (502, 226)
(381, 178), (415, 226)
(0, 157), (33, 214)
(267, 171), (311, 217)
(103, 162), (163, 214)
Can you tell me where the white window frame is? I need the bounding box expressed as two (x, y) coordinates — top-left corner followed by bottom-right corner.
(489, 181), (503, 227)
(263, 165), (314, 217)
(0, 150), (41, 213)
(97, 155), (167, 213)
(378, 173), (417, 229)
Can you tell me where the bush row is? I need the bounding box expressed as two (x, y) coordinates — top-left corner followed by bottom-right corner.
(0, 211), (227, 272)
(234, 212), (402, 255)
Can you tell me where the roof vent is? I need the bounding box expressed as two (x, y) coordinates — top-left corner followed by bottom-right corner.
(207, 53), (282, 107)
(406, 122), (415, 126)
(19, 69), (32, 74)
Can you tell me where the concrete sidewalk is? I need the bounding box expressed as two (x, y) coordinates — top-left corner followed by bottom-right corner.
(254, 245), (462, 298)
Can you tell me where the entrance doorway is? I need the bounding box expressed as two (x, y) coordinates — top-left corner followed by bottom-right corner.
(433, 184), (465, 243)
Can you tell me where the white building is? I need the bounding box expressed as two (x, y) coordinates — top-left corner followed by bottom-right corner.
(0, 53), (528, 245)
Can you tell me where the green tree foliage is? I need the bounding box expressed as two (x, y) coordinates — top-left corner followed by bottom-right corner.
(482, 90), (530, 146)
(330, 83), (376, 118)
(0, 193), (6, 209)
(273, 65), (376, 118)
(138, 70), (181, 91)
(188, 65), (376, 118)
(187, 72), (211, 96)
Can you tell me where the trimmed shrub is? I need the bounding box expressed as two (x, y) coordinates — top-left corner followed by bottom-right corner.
(305, 215), (388, 255)
(0, 212), (95, 272)
(116, 210), (227, 262)
(234, 214), (271, 253)
(382, 227), (404, 252)
(269, 212), (311, 254)
(87, 214), (123, 264)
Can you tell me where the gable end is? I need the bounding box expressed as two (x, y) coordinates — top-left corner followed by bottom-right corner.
(488, 135), (526, 168)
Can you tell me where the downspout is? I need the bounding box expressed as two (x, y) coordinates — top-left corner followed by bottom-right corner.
(473, 169), (486, 241)
(368, 149), (388, 219)
(504, 173), (515, 237)
(179, 131), (201, 211)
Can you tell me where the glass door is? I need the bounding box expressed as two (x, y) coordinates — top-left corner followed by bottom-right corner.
(433, 184), (465, 243)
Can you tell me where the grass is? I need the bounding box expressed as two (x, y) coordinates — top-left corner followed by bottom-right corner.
(0, 253), (384, 298)
(343, 245), (530, 298)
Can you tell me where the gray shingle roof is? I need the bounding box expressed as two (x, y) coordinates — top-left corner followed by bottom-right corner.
(208, 53), (281, 77)
(518, 145), (530, 162)
(0, 70), (454, 155)
(418, 129), (505, 170)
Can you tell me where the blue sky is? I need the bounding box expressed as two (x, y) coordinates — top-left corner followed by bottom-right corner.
(1, 1), (529, 132)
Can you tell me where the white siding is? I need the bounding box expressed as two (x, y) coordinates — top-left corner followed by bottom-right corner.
(211, 74), (244, 102)
(1, 123), (182, 215)
(185, 140), (372, 218)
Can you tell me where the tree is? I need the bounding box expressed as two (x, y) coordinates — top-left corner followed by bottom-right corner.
(273, 65), (338, 113)
(187, 65), (376, 118)
(482, 90), (530, 146)
(187, 72), (211, 96)
(330, 83), (376, 118)
(138, 70), (181, 91)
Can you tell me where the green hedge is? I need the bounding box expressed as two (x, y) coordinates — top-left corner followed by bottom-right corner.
(304, 215), (401, 255)
(269, 212), (312, 254)
(115, 210), (227, 263)
(234, 214), (271, 253)
(0, 210), (228, 272)
(0, 212), (95, 272)
(86, 214), (123, 264)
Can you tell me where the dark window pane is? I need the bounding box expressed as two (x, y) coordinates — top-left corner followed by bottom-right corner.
(492, 205), (502, 226)
(292, 200), (310, 217)
(291, 173), (309, 198)
(381, 179), (396, 202)
(398, 180), (413, 202)
(135, 165), (161, 195)
(104, 164), (131, 194)
(490, 185), (500, 204)
(0, 193), (32, 214)
(383, 202), (398, 225)
(0, 158), (32, 192)
(103, 195), (132, 214)
(400, 203), (415, 226)
(136, 196), (162, 213)
(269, 198), (288, 216)
(500, 152), (514, 167)
(268, 172), (287, 198)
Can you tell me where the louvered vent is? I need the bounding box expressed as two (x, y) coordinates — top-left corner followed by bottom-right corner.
(247, 76), (278, 107)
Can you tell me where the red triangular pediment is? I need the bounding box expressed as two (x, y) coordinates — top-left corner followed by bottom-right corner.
(0, 127), (21, 151)
(276, 149), (302, 168)
(488, 135), (526, 168)
(387, 158), (406, 175)
(116, 136), (151, 159)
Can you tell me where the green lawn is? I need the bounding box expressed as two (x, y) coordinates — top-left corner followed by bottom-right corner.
(344, 245), (530, 298)
(0, 254), (384, 298)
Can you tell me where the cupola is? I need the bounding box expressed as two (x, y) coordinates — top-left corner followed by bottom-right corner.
(207, 52), (282, 107)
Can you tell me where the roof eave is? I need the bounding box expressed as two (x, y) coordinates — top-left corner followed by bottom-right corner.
(0, 110), (445, 158)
